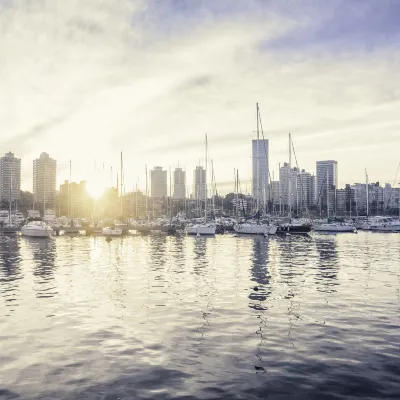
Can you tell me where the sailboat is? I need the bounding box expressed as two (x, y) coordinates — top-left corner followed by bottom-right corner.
(313, 168), (355, 233)
(275, 133), (311, 234)
(234, 103), (277, 235)
(186, 134), (216, 235)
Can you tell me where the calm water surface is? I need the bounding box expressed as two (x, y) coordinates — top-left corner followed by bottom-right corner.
(0, 232), (399, 399)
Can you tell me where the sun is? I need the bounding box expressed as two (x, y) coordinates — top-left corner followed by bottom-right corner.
(87, 181), (105, 199)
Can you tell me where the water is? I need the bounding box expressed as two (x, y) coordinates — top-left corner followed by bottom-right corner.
(0, 232), (399, 400)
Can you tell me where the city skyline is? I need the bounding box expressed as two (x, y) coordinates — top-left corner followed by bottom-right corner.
(1, 1), (399, 193)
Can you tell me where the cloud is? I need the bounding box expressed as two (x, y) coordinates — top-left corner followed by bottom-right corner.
(1, 0), (399, 195)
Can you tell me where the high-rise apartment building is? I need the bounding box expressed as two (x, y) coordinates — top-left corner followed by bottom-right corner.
(150, 166), (167, 198)
(173, 168), (186, 199)
(193, 166), (206, 200)
(0, 152), (21, 203)
(33, 152), (57, 208)
(252, 139), (269, 203)
(316, 160), (338, 214)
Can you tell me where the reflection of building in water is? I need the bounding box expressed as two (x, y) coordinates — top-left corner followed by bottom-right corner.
(0, 238), (22, 312)
(28, 238), (57, 299)
(248, 236), (270, 374)
(315, 237), (339, 293)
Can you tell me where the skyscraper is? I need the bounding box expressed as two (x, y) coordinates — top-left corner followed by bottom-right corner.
(0, 152), (21, 203)
(252, 139), (269, 204)
(33, 152), (57, 208)
(150, 166), (167, 198)
(173, 168), (186, 199)
(316, 160), (338, 214)
(193, 166), (206, 200)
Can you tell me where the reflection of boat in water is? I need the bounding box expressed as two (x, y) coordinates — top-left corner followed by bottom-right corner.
(102, 227), (122, 236)
(21, 221), (53, 238)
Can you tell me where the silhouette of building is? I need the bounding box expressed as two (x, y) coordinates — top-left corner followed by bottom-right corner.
(173, 168), (186, 199)
(0, 152), (21, 203)
(316, 160), (338, 214)
(193, 166), (206, 200)
(59, 180), (90, 217)
(33, 152), (57, 209)
(151, 166), (167, 198)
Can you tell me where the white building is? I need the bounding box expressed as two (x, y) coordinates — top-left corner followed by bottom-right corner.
(0, 152), (21, 203)
(150, 166), (167, 198)
(252, 139), (269, 204)
(316, 160), (338, 214)
(173, 168), (186, 199)
(33, 152), (57, 208)
(193, 166), (206, 200)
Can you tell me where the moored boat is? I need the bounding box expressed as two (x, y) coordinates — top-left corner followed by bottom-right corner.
(21, 221), (53, 238)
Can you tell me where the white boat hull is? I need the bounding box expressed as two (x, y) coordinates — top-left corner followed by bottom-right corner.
(102, 228), (122, 236)
(21, 228), (53, 238)
(186, 225), (216, 235)
(234, 223), (277, 235)
(313, 224), (355, 232)
(369, 224), (400, 232)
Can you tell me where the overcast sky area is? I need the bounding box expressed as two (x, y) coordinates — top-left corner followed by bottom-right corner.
(1, 0), (399, 195)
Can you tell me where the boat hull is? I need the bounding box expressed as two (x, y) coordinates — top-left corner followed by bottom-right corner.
(234, 224), (277, 235)
(186, 225), (216, 235)
(313, 224), (355, 232)
(277, 225), (311, 234)
(21, 228), (53, 238)
(102, 228), (122, 236)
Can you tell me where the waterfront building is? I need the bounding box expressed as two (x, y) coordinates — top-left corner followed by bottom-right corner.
(173, 168), (186, 199)
(252, 139), (269, 204)
(316, 160), (338, 215)
(193, 166), (206, 200)
(150, 166), (167, 198)
(0, 152), (21, 203)
(33, 152), (57, 209)
(59, 180), (90, 217)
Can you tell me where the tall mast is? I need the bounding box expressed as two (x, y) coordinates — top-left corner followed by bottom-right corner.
(288, 133), (292, 217)
(120, 152), (123, 217)
(256, 103), (260, 212)
(326, 169), (329, 218)
(68, 159), (71, 219)
(169, 166), (172, 222)
(279, 163), (282, 215)
(205, 133), (208, 224)
(366, 169), (369, 217)
(9, 161), (12, 224)
(145, 164), (148, 219)
(234, 168), (237, 217)
(43, 163), (46, 218)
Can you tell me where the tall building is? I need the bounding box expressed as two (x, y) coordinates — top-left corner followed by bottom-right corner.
(0, 152), (21, 203)
(59, 180), (90, 217)
(150, 166), (167, 198)
(252, 139), (269, 203)
(173, 168), (186, 199)
(33, 152), (57, 208)
(316, 160), (338, 214)
(193, 166), (206, 200)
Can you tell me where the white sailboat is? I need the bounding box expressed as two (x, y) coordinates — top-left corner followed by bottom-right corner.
(234, 103), (276, 236)
(21, 220), (53, 238)
(186, 134), (216, 236)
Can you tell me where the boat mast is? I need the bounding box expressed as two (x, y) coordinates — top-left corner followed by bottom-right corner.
(169, 166), (172, 222)
(288, 133), (292, 218)
(43, 164), (46, 218)
(9, 162), (12, 224)
(145, 165), (148, 219)
(326, 169), (329, 219)
(205, 133), (208, 224)
(120, 152), (123, 217)
(365, 169), (369, 217)
(68, 159), (71, 219)
(256, 103), (260, 212)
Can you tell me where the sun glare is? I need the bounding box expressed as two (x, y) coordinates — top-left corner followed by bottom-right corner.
(87, 182), (105, 199)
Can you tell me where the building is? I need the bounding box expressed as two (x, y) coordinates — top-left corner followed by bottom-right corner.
(252, 139), (269, 203)
(33, 152), (57, 208)
(316, 160), (338, 215)
(270, 181), (280, 206)
(0, 152), (21, 203)
(59, 180), (90, 217)
(193, 166), (206, 200)
(173, 168), (186, 199)
(150, 166), (167, 198)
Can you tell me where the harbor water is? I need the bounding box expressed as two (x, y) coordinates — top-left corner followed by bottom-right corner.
(1, 232), (399, 399)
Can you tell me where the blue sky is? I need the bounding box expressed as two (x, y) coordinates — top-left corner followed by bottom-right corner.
(0, 0), (399, 194)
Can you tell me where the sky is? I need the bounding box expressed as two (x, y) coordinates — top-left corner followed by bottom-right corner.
(1, 0), (400, 196)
